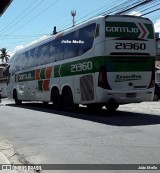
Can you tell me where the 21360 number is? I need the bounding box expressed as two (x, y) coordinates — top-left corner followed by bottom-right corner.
(115, 43), (146, 50)
(71, 61), (93, 73)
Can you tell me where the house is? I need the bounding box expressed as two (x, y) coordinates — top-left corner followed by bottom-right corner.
(0, 64), (8, 97)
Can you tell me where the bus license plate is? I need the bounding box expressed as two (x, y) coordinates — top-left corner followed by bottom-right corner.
(126, 93), (136, 98)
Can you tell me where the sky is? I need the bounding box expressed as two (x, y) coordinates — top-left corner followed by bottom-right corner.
(0, 0), (160, 57)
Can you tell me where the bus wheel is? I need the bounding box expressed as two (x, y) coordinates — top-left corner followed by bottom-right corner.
(52, 88), (60, 110)
(43, 101), (49, 105)
(105, 103), (119, 112)
(13, 91), (22, 105)
(63, 88), (75, 111)
(153, 93), (159, 101)
(87, 104), (103, 111)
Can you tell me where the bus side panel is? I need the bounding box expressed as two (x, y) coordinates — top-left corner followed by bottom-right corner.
(27, 80), (37, 101)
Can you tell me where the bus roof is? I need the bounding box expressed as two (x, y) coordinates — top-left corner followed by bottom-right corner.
(105, 14), (150, 21)
(10, 14), (151, 60)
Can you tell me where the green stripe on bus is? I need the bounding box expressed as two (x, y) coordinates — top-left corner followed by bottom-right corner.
(145, 24), (154, 39)
(38, 80), (43, 91)
(54, 56), (155, 77)
(40, 68), (46, 79)
(54, 57), (105, 77)
(15, 56), (154, 82)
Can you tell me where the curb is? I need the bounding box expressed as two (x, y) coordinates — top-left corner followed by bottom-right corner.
(0, 151), (10, 164)
(0, 151), (18, 173)
(0, 138), (35, 173)
(0, 151), (36, 173)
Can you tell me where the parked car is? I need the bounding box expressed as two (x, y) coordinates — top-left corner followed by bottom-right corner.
(153, 82), (160, 101)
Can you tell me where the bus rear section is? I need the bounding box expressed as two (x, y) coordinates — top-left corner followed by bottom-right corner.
(97, 15), (155, 106)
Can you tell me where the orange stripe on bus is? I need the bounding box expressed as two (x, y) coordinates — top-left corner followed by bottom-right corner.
(46, 66), (52, 79)
(43, 80), (50, 91)
(36, 69), (41, 80)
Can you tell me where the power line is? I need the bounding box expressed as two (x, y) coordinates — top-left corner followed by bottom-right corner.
(0, 0), (61, 40)
(2, 0), (160, 52)
(115, 0), (154, 14)
(56, 0), (122, 31)
(0, 0), (46, 35)
(141, 7), (160, 16)
(135, 0), (160, 15)
(0, 0), (40, 33)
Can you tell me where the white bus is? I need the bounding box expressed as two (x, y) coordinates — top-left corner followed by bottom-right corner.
(7, 15), (155, 111)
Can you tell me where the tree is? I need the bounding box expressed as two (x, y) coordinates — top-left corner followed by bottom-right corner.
(0, 48), (10, 64)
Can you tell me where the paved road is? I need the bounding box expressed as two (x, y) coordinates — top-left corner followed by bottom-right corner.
(0, 99), (160, 173)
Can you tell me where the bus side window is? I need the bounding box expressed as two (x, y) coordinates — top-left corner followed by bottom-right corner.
(50, 38), (63, 62)
(50, 41), (56, 62)
(64, 30), (79, 59)
(79, 23), (96, 56)
(25, 52), (29, 70)
(95, 24), (100, 37)
(21, 52), (28, 70)
(28, 49), (35, 68)
(37, 46), (43, 66)
(37, 44), (50, 66)
(15, 55), (20, 72)
(42, 43), (50, 65)
(19, 53), (23, 71)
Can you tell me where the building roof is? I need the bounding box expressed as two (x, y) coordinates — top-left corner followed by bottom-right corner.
(0, 0), (13, 17)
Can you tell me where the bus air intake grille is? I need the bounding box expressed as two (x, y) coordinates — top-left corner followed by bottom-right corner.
(110, 56), (149, 63)
(110, 53), (150, 56)
(134, 85), (147, 89)
(80, 75), (94, 102)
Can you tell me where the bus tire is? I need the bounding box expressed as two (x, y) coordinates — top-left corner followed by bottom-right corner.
(43, 101), (49, 105)
(52, 88), (60, 110)
(87, 104), (103, 111)
(105, 103), (119, 112)
(63, 88), (75, 111)
(153, 93), (159, 101)
(13, 90), (22, 105)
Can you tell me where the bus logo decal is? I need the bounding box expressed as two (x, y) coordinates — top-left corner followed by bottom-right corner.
(38, 79), (50, 91)
(115, 74), (142, 82)
(17, 70), (35, 82)
(105, 22), (153, 39)
(36, 67), (53, 80)
(136, 23), (149, 39)
(106, 27), (138, 33)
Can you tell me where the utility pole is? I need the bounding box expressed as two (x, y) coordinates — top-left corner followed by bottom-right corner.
(71, 10), (76, 27)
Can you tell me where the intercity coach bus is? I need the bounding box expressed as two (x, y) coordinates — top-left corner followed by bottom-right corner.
(7, 15), (155, 111)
